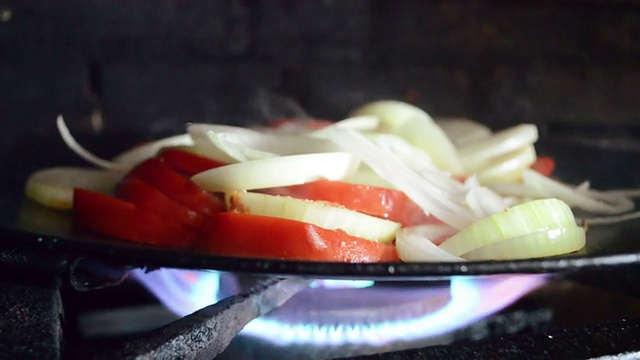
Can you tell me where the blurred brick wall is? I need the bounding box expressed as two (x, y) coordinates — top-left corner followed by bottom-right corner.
(1, 1), (639, 132)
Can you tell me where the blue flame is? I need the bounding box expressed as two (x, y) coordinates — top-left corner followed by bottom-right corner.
(132, 268), (545, 347)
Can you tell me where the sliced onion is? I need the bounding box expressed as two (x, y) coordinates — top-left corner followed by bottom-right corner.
(311, 115), (380, 135)
(188, 123), (339, 163)
(228, 191), (401, 243)
(581, 211), (640, 226)
(522, 169), (635, 215)
(486, 181), (548, 200)
(191, 152), (360, 192)
(605, 188), (640, 198)
(475, 145), (537, 183)
(58, 115), (194, 171)
(396, 226), (465, 262)
(463, 226), (585, 260)
(458, 124), (538, 174)
(350, 101), (464, 174)
(439, 198), (578, 256)
(372, 134), (464, 194)
(112, 133), (194, 166)
(207, 131), (277, 162)
(436, 118), (492, 147)
(57, 115), (127, 171)
(463, 177), (515, 218)
(25, 167), (122, 210)
(328, 127), (477, 229)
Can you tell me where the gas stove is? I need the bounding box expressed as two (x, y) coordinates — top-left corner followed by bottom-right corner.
(4, 249), (640, 359)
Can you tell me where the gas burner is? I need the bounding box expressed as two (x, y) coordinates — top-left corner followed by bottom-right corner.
(132, 269), (546, 357)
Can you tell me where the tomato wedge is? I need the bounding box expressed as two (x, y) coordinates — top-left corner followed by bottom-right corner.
(201, 212), (399, 262)
(116, 177), (206, 231)
(530, 156), (555, 176)
(127, 158), (224, 216)
(158, 149), (227, 177)
(263, 180), (432, 226)
(73, 188), (198, 247)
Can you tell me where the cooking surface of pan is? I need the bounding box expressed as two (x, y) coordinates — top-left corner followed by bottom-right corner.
(1, 126), (639, 279)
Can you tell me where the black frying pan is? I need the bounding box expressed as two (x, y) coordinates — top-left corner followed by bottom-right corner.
(1, 124), (639, 279)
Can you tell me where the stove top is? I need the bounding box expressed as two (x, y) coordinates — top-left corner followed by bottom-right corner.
(3, 249), (640, 359)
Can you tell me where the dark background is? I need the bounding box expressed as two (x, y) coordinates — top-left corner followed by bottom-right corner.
(2, 1), (640, 133)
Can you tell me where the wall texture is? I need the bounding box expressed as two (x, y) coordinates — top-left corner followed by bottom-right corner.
(1, 1), (639, 132)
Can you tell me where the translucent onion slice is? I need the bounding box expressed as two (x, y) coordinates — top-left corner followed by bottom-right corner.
(57, 116), (127, 171)
(458, 124), (538, 174)
(463, 226), (586, 260)
(396, 226), (465, 262)
(207, 131), (277, 162)
(311, 115), (380, 135)
(475, 145), (537, 184)
(350, 101), (464, 174)
(227, 191), (401, 243)
(328, 127), (477, 229)
(372, 134), (464, 194)
(522, 169), (635, 215)
(188, 123), (339, 163)
(25, 167), (122, 210)
(58, 115), (194, 171)
(111, 133), (194, 166)
(464, 177), (515, 218)
(436, 118), (492, 147)
(439, 198), (577, 256)
(191, 152), (360, 192)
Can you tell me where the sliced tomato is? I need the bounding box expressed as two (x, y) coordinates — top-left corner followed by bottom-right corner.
(263, 180), (433, 226)
(531, 156), (555, 176)
(73, 188), (198, 247)
(116, 177), (206, 231)
(201, 212), (399, 262)
(126, 158), (224, 216)
(158, 149), (227, 177)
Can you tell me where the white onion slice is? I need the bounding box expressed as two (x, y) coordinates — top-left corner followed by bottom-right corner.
(396, 226), (465, 262)
(207, 131), (277, 162)
(464, 177), (514, 218)
(191, 152), (360, 192)
(350, 101), (464, 174)
(188, 123), (339, 163)
(458, 124), (538, 174)
(606, 188), (640, 198)
(581, 211), (640, 226)
(522, 169), (635, 215)
(463, 226), (586, 260)
(311, 115), (380, 135)
(328, 127), (477, 229)
(57, 116), (127, 171)
(58, 115), (194, 171)
(111, 133), (194, 166)
(228, 191), (401, 243)
(475, 145), (537, 183)
(25, 167), (122, 210)
(439, 198), (578, 256)
(372, 134), (464, 194)
(436, 118), (492, 147)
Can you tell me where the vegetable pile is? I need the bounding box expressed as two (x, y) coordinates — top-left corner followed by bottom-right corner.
(24, 101), (638, 263)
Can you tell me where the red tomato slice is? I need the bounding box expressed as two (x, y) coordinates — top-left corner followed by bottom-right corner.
(531, 156), (555, 176)
(116, 177), (206, 231)
(158, 149), (227, 177)
(73, 188), (198, 247)
(127, 158), (224, 216)
(263, 180), (433, 227)
(201, 212), (399, 262)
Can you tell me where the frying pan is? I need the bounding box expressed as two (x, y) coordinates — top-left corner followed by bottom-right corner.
(1, 124), (639, 279)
